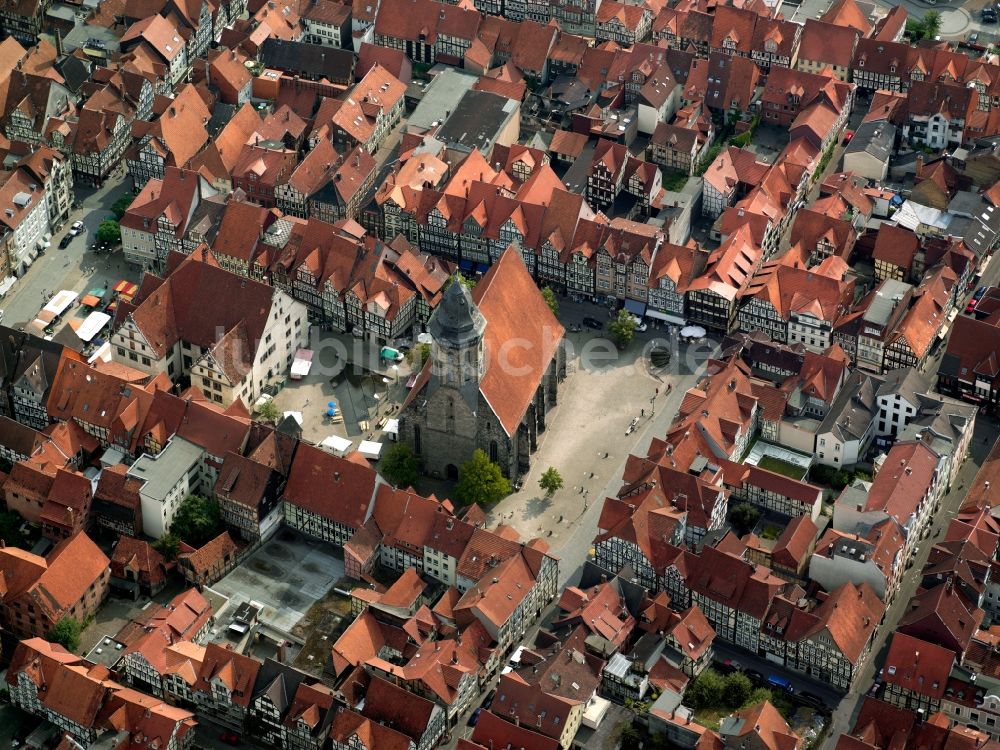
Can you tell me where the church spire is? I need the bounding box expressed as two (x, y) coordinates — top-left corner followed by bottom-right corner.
(428, 278), (485, 389)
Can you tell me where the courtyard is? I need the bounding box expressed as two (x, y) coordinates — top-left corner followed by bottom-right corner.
(209, 529), (345, 636)
(266, 331), (414, 453)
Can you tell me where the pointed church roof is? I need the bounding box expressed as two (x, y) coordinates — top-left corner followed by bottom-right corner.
(428, 278), (486, 346)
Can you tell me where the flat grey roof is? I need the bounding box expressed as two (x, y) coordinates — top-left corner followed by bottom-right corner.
(864, 279), (912, 327)
(128, 436), (203, 500)
(436, 90), (518, 151)
(407, 69), (478, 132)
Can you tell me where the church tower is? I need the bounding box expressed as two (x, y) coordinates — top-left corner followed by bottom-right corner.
(428, 278), (486, 389)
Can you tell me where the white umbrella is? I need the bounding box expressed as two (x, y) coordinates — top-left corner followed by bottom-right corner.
(417, 332), (433, 344)
(681, 325), (706, 338)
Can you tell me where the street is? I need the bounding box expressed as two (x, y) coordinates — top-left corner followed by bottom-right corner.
(2, 175), (134, 328)
(819, 411), (1000, 748)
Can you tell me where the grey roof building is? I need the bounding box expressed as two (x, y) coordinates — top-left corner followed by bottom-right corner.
(843, 120), (895, 183)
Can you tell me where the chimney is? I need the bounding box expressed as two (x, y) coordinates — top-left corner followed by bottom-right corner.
(334, 471), (341, 481)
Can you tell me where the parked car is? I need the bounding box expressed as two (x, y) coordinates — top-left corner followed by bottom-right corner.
(582, 316), (603, 329)
(843, 130), (855, 144)
(746, 669), (764, 683)
(629, 314), (649, 332)
(767, 674), (795, 693)
(798, 691), (825, 708)
(969, 32), (980, 44)
(69, 220), (84, 236)
(983, 8), (996, 22)
(483, 689), (496, 709)
(467, 708), (483, 727)
(59, 234), (72, 249)
(219, 732), (240, 746)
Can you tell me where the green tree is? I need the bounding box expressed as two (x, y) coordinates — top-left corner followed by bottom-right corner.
(110, 195), (134, 220)
(169, 494), (222, 548)
(922, 10), (941, 38)
(730, 502), (761, 535)
(619, 723), (642, 750)
(47, 616), (82, 652)
(743, 687), (774, 709)
(380, 443), (421, 489)
(608, 309), (637, 349)
(257, 398), (280, 423)
(96, 219), (121, 245)
(455, 449), (510, 506)
(831, 470), (851, 490)
(538, 467), (564, 496)
(153, 533), (181, 561)
(444, 273), (475, 291)
(407, 342), (431, 367)
(541, 287), (559, 317)
(686, 669), (726, 709)
(723, 672), (754, 708)
(0, 510), (28, 548)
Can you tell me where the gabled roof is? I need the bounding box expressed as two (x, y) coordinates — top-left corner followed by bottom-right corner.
(282, 442), (378, 529)
(820, 0), (872, 35)
(898, 582), (983, 658)
(882, 632), (954, 699)
(720, 701), (800, 750)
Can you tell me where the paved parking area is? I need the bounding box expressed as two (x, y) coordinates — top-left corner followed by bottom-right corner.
(210, 530), (344, 635)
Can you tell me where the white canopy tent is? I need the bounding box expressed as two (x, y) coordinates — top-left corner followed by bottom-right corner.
(320, 435), (353, 456)
(358, 440), (383, 459)
(76, 311), (111, 342)
(43, 290), (78, 317)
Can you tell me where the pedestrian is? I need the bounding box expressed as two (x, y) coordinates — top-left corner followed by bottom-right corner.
(641, 408), (645, 417)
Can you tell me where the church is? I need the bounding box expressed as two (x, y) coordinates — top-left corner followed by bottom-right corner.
(399, 246), (565, 480)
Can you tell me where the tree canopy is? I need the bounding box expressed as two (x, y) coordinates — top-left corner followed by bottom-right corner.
(47, 616), (82, 652)
(907, 11), (941, 41)
(170, 494), (222, 548)
(110, 195), (134, 220)
(96, 219), (121, 245)
(608, 310), (637, 349)
(455, 449), (510, 506)
(380, 443), (421, 489)
(152, 533), (181, 561)
(538, 467), (564, 496)
(256, 398), (281, 424)
(541, 287), (559, 317)
(730, 502), (761, 535)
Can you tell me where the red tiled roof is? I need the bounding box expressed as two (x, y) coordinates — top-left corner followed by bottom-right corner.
(771, 515), (817, 569)
(898, 582), (983, 658)
(194, 643), (260, 707)
(361, 675), (439, 740)
(798, 19), (858, 68)
(177, 532), (237, 578)
(882, 632), (954, 699)
(282, 442), (377, 529)
(724, 701), (800, 750)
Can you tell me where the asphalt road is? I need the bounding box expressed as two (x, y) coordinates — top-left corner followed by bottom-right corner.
(2, 175), (133, 328)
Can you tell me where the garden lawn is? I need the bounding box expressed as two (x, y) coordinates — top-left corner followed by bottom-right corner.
(757, 455), (806, 480)
(693, 707), (728, 731)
